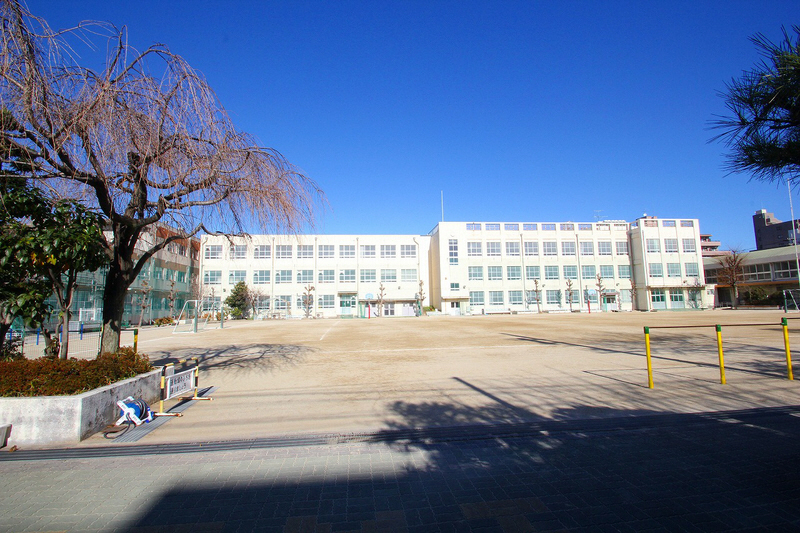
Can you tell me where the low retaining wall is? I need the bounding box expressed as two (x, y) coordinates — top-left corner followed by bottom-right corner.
(0, 369), (162, 448)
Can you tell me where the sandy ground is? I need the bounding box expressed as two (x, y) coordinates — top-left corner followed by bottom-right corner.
(81, 309), (800, 446)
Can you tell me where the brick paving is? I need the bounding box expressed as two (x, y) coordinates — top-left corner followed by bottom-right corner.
(4, 406), (800, 532)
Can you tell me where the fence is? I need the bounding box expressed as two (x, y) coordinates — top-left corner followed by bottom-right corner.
(643, 317), (795, 388)
(10, 322), (102, 359)
(7, 323), (142, 359)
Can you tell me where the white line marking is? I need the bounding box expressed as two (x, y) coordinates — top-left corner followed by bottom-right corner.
(320, 321), (339, 341)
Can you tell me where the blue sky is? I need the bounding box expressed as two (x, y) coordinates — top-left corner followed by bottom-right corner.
(26, 0), (799, 250)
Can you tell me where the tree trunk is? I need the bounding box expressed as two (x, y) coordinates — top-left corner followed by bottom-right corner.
(0, 322), (11, 353)
(100, 263), (132, 354)
(59, 309), (70, 360)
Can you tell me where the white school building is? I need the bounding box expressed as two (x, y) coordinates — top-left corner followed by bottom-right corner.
(199, 215), (710, 318)
(200, 234), (431, 319)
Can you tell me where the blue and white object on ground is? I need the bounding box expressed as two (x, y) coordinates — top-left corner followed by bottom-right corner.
(115, 396), (153, 426)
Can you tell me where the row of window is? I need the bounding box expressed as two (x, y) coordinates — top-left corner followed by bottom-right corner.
(454, 238), (696, 261)
(465, 222), (631, 232)
(203, 268), (419, 285)
(705, 261), (797, 284)
(456, 240), (630, 259)
(467, 289), (619, 306)
(645, 238), (697, 254)
(464, 265), (629, 281)
(138, 267), (188, 283)
(464, 220), (692, 232)
(204, 244), (418, 260)
(648, 263), (700, 278)
(633, 219), (695, 228)
(204, 294), (406, 312)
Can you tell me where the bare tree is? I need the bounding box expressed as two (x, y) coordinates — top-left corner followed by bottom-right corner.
(136, 280), (151, 329)
(417, 280), (425, 316)
(565, 279), (574, 311)
(0, 2), (321, 352)
(531, 279), (542, 313)
(301, 284), (315, 319)
(167, 279), (177, 318)
(716, 250), (748, 309)
(596, 274), (605, 311)
(376, 283), (387, 317)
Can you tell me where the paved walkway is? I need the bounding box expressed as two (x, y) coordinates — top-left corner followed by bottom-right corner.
(4, 405), (800, 532)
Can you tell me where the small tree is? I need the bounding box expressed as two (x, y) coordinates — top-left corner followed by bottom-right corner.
(531, 279), (542, 313)
(596, 274), (605, 311)
(167, 279), (177, 318)
(376, 283), (386, 317)
(0, 178), (107, 358)
(565, 279), (575, 311)
(248, 287), (267, 319)
(301, 285), (315, 319)
(716, 250), (748, 309)
(417, 280), (426, 316)
(137, 280), (151, 329)
(225, 281), (250, 319)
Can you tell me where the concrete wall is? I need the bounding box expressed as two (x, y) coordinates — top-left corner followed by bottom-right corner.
(0, 369), (162, 448)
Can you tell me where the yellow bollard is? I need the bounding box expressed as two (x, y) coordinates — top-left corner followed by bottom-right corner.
(783, 317), (794, 381)
(716, 324), (726, 384)
(133, 328), (138, 353)
(644, 326), (654, 389)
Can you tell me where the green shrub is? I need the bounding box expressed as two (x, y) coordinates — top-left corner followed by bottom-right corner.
(0, 347), (153, 397)
(0, 338), (24, 362)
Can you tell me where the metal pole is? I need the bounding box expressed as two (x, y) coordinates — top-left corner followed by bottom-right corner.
(783, 317), (794, 380)
(787, 178), (800, 289)
(644, 326), (654, 389)
(133, 328), (139, 353)
(716, 324), (726, 384)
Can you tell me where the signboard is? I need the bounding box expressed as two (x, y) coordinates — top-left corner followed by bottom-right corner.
(165, 368), (194, 400)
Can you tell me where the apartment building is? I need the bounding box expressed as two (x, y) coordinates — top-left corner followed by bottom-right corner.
(429, 217), (708, 314)
(200, 234), (431, 318)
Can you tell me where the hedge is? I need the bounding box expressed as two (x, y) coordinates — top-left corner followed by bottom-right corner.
(0, 347), (153, 397)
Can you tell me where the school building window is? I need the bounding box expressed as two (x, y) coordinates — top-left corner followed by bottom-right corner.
(254, 245), (271, 259)
(276, 245), (292, 259)
(340, 245), (355, 258)
(276, 270), (292, 283)
(318, 270), (334, 283)
(253, 270), (270, 284)
(449, 240), (459, 264)
(506, 242), (520, 256)
(467, 242), (482, 256)
(488, 266), (503, 281)
(204, 245), (222, 260)
(401, 269), (417, 282)
(381, 245), (396, 258)
(360, 269), (376, 282)
(468, 266), (483, 281)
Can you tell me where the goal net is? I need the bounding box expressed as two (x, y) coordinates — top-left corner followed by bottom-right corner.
(173, 299), (223, 333)
(784, 289), (800, 312)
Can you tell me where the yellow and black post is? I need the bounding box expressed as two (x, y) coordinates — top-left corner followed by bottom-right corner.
(782, 317), (794, 381)
(716, 324), (726, 384)
(644, 326), (654, 389)
(133, 328), (139, 353)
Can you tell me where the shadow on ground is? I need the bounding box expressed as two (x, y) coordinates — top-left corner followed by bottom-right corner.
(120, 376), (800, 532)
(149, 343), (312, 375)
(503, 331), (792, 379)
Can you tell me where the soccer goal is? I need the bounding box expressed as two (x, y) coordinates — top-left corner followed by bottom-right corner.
(784, 289), (800, 312)
(173, 299), (223, 333)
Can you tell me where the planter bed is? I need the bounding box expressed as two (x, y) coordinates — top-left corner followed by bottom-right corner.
(0, 369), (161, 448)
